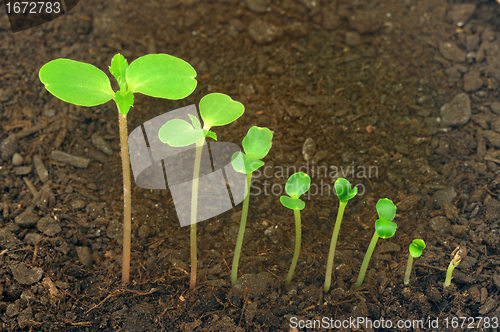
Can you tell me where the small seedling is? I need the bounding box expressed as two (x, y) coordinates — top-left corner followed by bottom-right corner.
(324, 178), (358, 293)
(39, 54), (197, 283)
(404, 239), (426, 285)
(280, 172), (311, 288)
(230, 126), (273, 285)
(444, 245), (467, 288)
(354, 198), (397, 290)
(158, 93), (244, 289)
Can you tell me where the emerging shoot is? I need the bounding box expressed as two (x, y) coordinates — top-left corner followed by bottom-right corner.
(444, 245), (467, 288)
(39, 54), (197, 283)
(354, 198), (397, 290)
(404, 239), (426, 285)
(280, 172), (311, 288)
(231, 126), (273, 285)
(324, 178), (358, 293)
(158, 93), (244, 289)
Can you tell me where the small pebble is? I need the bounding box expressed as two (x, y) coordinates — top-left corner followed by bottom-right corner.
(1, 135), (18, 161)
(33, 155), (49, 182)
(14, 165), (32, 175)
(71, 200), (86, 210)
(302, 138), (316, 161)
(234, 273), (272, 298)
(91, 134), (113, 156)
(37, 216), (61, 236)
(346, 31), (361, 47)
(439, 41), (466, 63)
(12, 153), (23, 166)
(10, 263), (43, 285)
(247, 19), (282, 44)
(24, 233), (42, 245)
(42, 108), (56, 118)
(440, 93), (471, 126)
(76, 246), (93, 266)
(138, 225), (151, 239)
(51, 150), (90, 168)
(15, 211), (39, 227)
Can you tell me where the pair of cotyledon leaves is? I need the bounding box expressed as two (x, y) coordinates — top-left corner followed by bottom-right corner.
(157, 93), (247, 147)
(409, 239), (426, 258)
(39, 54), (197, 115)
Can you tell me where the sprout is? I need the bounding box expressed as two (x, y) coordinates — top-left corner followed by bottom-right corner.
(230, 126), (273, 285)
(404, 239), (426, 285)
(280, 172), (311, 288)
(353, 198), (397, 290)
(39, 54), (197, 283)
(324, 178), (358, 293)
(158, 93), (244, 289)
(444, 245), (467, 288)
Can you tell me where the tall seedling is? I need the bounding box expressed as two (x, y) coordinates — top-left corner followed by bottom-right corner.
(230, 126), (273, 285)
(39, 54), (197, 283)
(158, 93), (244, 289)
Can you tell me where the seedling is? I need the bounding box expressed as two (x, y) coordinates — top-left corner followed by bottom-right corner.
(324, 178), (358, 293)
(158, 93), (244, 289)
(444, 245), (467, 288)
(404, 239), (426, 285)
(280, 172), (311, 288)
(353, 198), (397, 290)
(39, 54), (197, 283)
(230, 126), (273, 285)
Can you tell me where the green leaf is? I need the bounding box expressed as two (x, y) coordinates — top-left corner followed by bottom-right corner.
(127, 54), (197, 100)
(204, 130), (217, 140)
(199, 93), (244, 130)
(109, 54), (128, 90)
(376, 198), (396, 221)
(114, 91), (134, 116)
(242, 126), (273, 160)
(374, 218), (397, 239)
(285, 172), (311, 199)
(334, 178), (358, 202)
(189, 114), (201, 129)
(158, 119), (204, 147)
(231, 151), (264, 174)
(409, 239), (426, 258)
(39, 58), (114, 106)
(280, 196), (305, 210)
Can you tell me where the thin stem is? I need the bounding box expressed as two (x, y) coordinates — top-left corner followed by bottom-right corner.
(118, 112), (132, 284)
(444, 260), (460, 287)
(354, 232), (379, 290)
(189, 138), (205, 290)
(324, 201), (347, 293)
(404, 254), (414, 285)
(231, 172), (253, 285)
(285, 209), (301, 288)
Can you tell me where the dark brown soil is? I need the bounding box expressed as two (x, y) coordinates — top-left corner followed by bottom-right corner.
(1, 0), (500, 331)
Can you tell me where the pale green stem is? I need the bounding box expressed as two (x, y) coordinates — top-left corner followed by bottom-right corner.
(285, 209), (301, 288)
(324, 201), (347, 293)
(354, 232), (379, 290)
(189, 138), (205, 290)
(443, 260), (460, 287)
(118, 112), (132, 284)
(231, 172), (253, 285)
(404, 254), (414, 285)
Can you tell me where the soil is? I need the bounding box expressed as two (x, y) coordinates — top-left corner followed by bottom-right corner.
(1, 0), (500, 331)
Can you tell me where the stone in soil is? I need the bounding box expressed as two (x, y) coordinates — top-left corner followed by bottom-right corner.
(12, 153), (23, 166)
(76, 246), (93, 266)
(432, 187), (457, 209)
(491, 102), (500, 115)
(0, 228), (22, 248)
(302, 138), (316, 161)
(346, 31), (361, 47)
(91, 133), (113, 156)
(10, 263), (43, 285)
(247, 19), (282, 44)
(439, 42), (466, 63)
(447, 3), (476, 26)
(243, 0), (268, 13)
(15, 211), (39, 227)
(37, 216), (61, 236)
(0, 135), (18, 161)
(483, 131), (500, 148)
(463, 70), (483, 91)
(234, 273), (273, 298)
(33, 155), (48, 182)
(348, 10), (382, 33)
(429, 216), (450, 235)
(440, 93), (471, 126)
